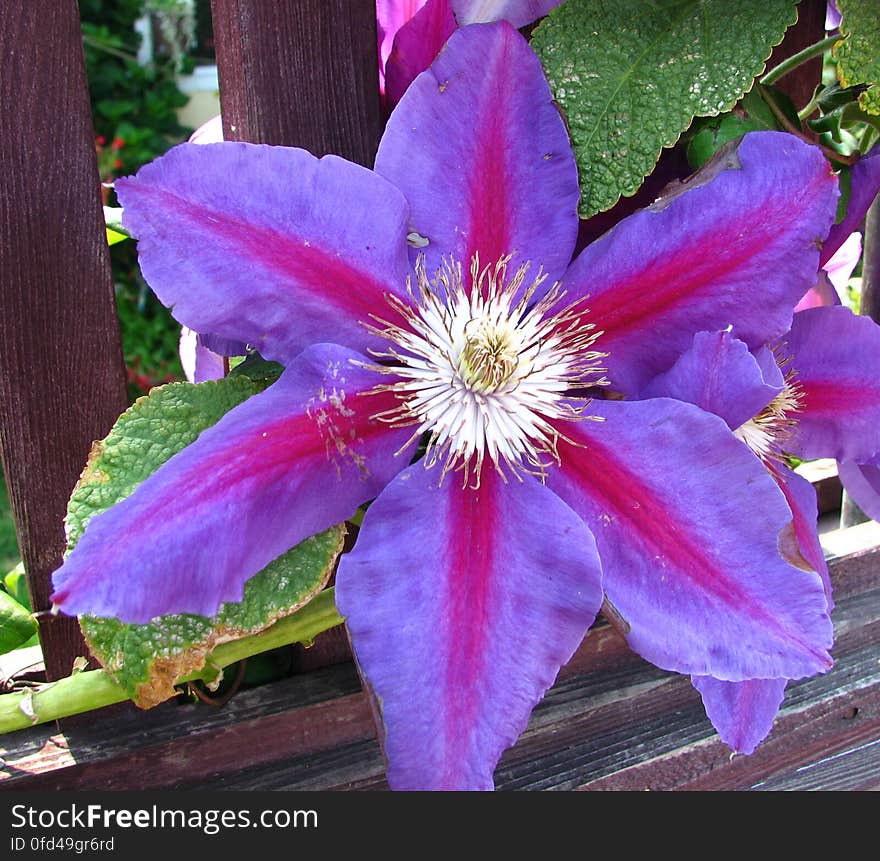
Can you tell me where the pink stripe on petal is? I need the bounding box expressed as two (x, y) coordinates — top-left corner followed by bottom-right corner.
(337, 463), (603, 790)
(118, 143), (411, 364)
(787, 306), (880, 462)
(376, 23), (579, 291)
(548, 398), (833, 681)
(52, 345), (409, 623)
(563, 133), (838, 395)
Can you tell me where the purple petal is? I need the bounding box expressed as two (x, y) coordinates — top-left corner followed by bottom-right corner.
(199, 332), (248, 358)
(838, 458), (880, 522)
(826, 1), (841, 31)
(52, 345), (409, 623)
(179, 327), (225, 383)
(451, 0), (563, 27)
(821, 147), (880, 265)
(692, 676), (787, 755)
(376, 22), (579, 289)
(385, 0), (456, 108)
(798, 232), (862, 310)
(548, 398), (833, 681)
(640, 330), (783, 431)
(795, 270), (844, 311)
(377, 0), (428, 76)
(786, 306), (880, 462)
(777, 463), (833, 602)
(562, 132), (838, 395)
(337, 464), (603, 790)
(117, 143), (411, 364)
(824, 231), (862, 293)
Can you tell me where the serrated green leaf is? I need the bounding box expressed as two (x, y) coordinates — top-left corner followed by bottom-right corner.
(65, 377), (265, 548)
(531, 0), (798, 217)
(834, 1), (880, 116)
(228, 352), (284, 385)
(66, 376), (345, 708)
(0, 589), (37, 653)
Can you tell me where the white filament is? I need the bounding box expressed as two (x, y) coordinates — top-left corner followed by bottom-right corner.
(362, 254), (608, 487)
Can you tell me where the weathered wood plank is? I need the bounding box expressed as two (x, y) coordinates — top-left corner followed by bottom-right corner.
(0, 1), (128, 680)
(1, 540), (877, 791)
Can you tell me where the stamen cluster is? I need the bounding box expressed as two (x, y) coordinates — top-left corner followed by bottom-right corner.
(363, 254), (608, 486)
(733, 351), (804, 464)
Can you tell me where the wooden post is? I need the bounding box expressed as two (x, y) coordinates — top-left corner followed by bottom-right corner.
(210, 0), (382, 669)
(0, 2), (129, 680)
(211, 0), (382, 162)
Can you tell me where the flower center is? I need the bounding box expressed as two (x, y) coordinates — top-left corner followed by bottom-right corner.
(458, 320), (519, 393)
(362, 254), (608, 486)
(733, 364), (803, 463)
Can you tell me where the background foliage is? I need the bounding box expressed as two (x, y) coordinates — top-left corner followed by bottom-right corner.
(81, 0), (192, 400)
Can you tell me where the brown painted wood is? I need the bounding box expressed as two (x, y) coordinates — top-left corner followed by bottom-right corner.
(211, 0), (382, 163)
(2, 538), (877, 791)
(0, 1), (129, 680)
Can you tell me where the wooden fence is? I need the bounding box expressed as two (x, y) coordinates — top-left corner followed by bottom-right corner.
(0, 0), (878, 790)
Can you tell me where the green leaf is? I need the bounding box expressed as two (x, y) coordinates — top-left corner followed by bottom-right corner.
(106, 227), (128, 246)
(66, 376), (345, 708)
(834, 1), (880, 116)
(531, 0), (798, 217)
(0, 589), (37, 654)
(4, 562), (31, 611)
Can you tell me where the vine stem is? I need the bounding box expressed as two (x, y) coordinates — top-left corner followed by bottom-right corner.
(760, 34), (843, 87)
(0, 589), (344, 735)
(759, 85), (858, 166)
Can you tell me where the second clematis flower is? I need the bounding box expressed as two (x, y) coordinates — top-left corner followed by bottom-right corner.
(52, 23), (839, 790)
(642, 303), (880, 753)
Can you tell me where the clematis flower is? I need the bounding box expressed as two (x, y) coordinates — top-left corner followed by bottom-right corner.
(643, 304), (880, 753)
(52, 23), (838, 790)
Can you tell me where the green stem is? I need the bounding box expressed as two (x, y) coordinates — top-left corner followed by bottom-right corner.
(797, 94), (821, 121)
(759, 85), (857, 166)
(760, 34), (843, 87)
(81, 34), (140, 64)
(0, 589), (343, 735)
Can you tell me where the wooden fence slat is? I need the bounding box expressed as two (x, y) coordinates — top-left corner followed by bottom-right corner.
(210, 0), (382, 670)
(211, 0), (382, 162)
(0, 1), (129, 680)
